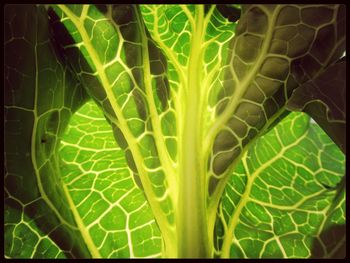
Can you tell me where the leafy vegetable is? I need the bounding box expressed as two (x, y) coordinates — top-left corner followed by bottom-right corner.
(4, 4), (346, 259)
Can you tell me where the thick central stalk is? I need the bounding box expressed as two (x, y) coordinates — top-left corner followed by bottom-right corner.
(177, 6), (210, 258)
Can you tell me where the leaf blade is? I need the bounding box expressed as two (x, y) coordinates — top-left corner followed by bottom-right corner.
(4, 4), (91, 258)
(217, 112), (345, 258)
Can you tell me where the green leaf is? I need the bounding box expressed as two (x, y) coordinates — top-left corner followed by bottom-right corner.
(48, 4), (177, 255)
(216, 112), (345, 258)
(59, 100), (162, 258)
(206, 4), (346, 200)
(4, 4), (91, 258)
(4, 205), (67, 258)
(286, 60), (346, 153)
(5, 4), (346, 259)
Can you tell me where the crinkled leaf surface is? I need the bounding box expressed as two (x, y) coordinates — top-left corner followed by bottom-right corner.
(48, 5), (179, 255)
(4, 4), (90, 258)
(215, 112), (345, 258)
(59, 100), (162, 258)
(4, 4), (346, 259)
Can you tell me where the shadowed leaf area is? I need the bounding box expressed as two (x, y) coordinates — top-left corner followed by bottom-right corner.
(5, 4), (345, 259)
